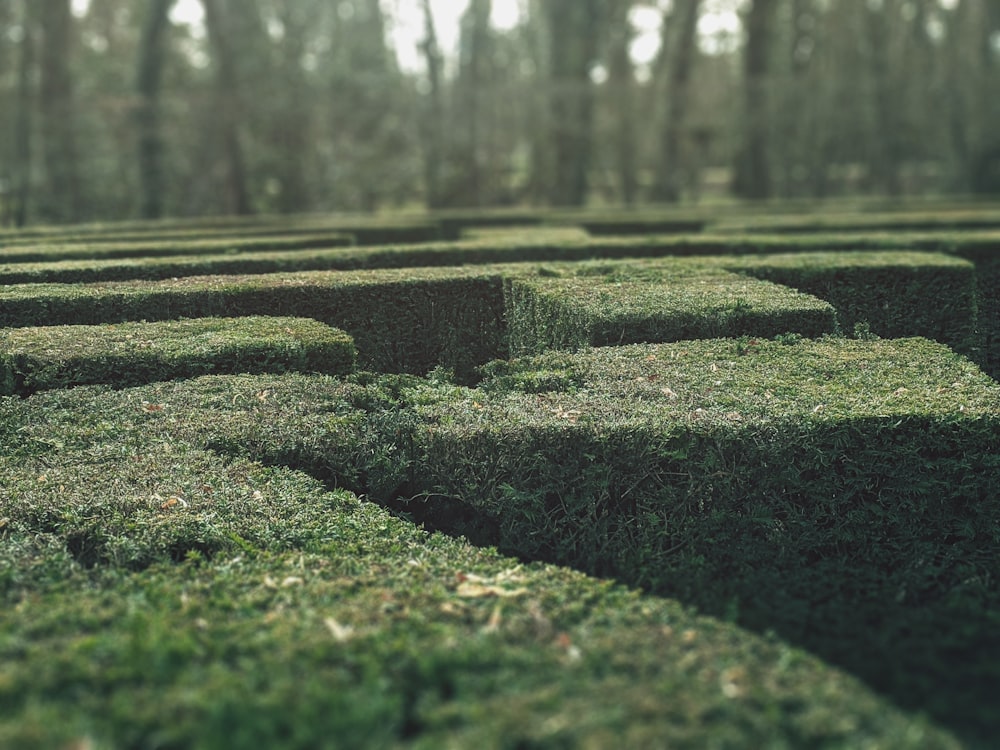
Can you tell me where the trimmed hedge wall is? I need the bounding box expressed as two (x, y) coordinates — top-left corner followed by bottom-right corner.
(0, 269), (507, 380)
(0, 233), (354, 264)
(0, 375), (956, 748)
(0, 217), (450, 249)
(38, 343), (990, 742)
(715, 208), (1000, 234)
(429, 337), (1000, 593)
(372, 338), (1000, 739)
(505, 265), (836, 356)
(0, 316), (355, 395)
(0, 210), (996, 745)
(0, 252), (979, 381)
(717, 251), (982, 358)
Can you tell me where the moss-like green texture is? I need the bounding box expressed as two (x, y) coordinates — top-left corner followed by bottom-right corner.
(0, 233), (355, 264)
(0, 268), (506, 380)
(0, 317), (355, 395)
(9, 339), (981, 742)
(0, 252), (976, 382)
(0, 212), (997, 746)
(0, 216), (450, 248)
(716, 208), (1000, 234)
(718, 251), (981, 358)
(397, 338), (999, 742)
(0, 373), (961, 749)
(505, 266), (836, 355)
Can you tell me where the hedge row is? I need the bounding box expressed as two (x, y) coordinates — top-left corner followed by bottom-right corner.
(716, 251), (982, 358)
(0, 217), (346, 247)
(0, 316), (355, 396)
(137, 339), (995, 743)
(716, 208), (1000, 234)
(0, 233), (355, 264)
(0, 233), (740, 284)
(0, 230), (990, 371)
(504, 265), (836, 356)
(0, 268), (507, 380)
(0, 372), (965, 748)
(0, 217), (454, 250)
(0, 252), (977, 381)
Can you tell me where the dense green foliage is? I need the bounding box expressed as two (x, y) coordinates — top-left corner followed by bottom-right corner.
(0, 268), (506, 380)
(505, 267), (836, 355)
(2, 208), (999, 746)
(0, 317), (355, 395)
(0, 372), (964, 749)
(0, 249), (980, 380)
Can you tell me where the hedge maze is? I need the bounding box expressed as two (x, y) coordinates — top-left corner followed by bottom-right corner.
(1, 210), (999, 748)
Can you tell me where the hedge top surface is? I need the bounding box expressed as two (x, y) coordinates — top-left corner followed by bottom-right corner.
(0, 227), (984, 287)
(0, 441), (958, 748)
(0, 316), (352, 362)
(0, 233), (355, 263)
(0, 265), (504, 301)
(714, 208), (1000, 234)
(473, 337), (998, 425)
(507, 269), (836, 322)
(717, 250), (975, 273)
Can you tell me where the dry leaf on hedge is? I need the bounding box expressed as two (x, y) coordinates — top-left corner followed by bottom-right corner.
(324, 617), (354, 643)
(457, 581), (528, 598)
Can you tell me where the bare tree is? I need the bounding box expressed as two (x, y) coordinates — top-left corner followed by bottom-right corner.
(267, 0), (311, 213)
(451, 0), (493, 205)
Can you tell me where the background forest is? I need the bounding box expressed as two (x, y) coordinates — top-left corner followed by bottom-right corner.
(1, 0), (999, 226)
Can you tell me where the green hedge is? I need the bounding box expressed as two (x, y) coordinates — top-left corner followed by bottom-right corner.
(0, 216), (450, 248)
(379, 337), (1000, 740)
(0, 269), (506, 381)
(0, 316), (355, 395)
(0, 233), (355, 264)
(0, 373), (963, 748)
(505, 264), (836, 356)
(399, 338), (1000, 613)
(0, 251), (980, 381)
(34, 347), (990, 743)
(0, 233), (719, 285)
(714, 208), (1000, 234)
(717, 251), (982, 358)
(546, 208), (709, 236)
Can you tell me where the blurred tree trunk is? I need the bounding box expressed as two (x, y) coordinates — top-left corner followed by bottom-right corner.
(271, 2), (310, 214)
(523, 0), (550, 206)
(0, 0), (9, 224)
(792, 0), (832, 198)
(732, 0), (775, 200)
(418, 0), (445, 208)
(135, 0), (174, 219)
(970, 0), (1000, 192)
(9, 0), (35, 227)
(202, 0), (253, 215)
(652, 0), (701, 203)
(545, 0), (601, 206)
(864, 0), (902, 195)
(452, 0), (492, 206)
(38, 0), (83, 222)
(606, 0), (637, 206)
